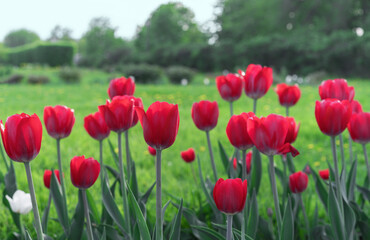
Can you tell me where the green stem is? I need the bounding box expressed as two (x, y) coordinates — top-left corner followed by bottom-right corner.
(253, 99), (257, 114)
(286, 106), (289, 117)
(362, 144), (370, 184)
(206, 131), (218, 182)
(349, 136), (353, 164)
(156, 149), (163, 240)
(299, 194), (311, 240)
(56, 139), (69, 226)
(42, 191), (52, 233)
(125, 130), (131, 181)
(229, 101), (234, 117)
(282, 156), (287, 210)
(268, 155), (282, 236)
(190, 163), (198, 186)
(339, 134), (346, 173)
(226, 215), (233, 240)
(82, 190), (93, 240)
(241, 149), (247, 240)
(99, 140), (104, 202)
(330, 136), (344, 214)
(118, 132), (131, 238)
(0, 140), (9, 171)
(24, 162), (44, 240)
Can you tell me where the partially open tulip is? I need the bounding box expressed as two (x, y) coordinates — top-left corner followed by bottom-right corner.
(43, 170), (61, 189)
(84, 111), (110, 141)
(289, 171), (308, 193)
(239, 64), (273, 100)
(319, 169), (329, 180)
(351, 100), (363, 114)
(44, 105), (75, 139)
(98, 96), (134, 133)
(226, 112), (255, 150)
(315, 99), (352, 137)
(148, 146), (156, 156)
(275, 83), (301, 107)
(191, 100), (219, 131)
(136, 101), (180, 150)
(108, 76), (135, 99)
(348, 112), (370, 144)
(120, 95), (143, 127)
(247, 114), (299, 157)
(1, 113), (42, 162)
(213, 178), (248, 215)
(6, 190), (32, 214)
(70, 156), (100, 189)
(319, 79), (355, 101)
(215, 73), (243, 102)
(181, 148), (195, 163)
(285, 117), (300, 144)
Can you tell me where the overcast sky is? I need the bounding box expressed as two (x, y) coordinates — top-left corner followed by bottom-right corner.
(0, 0), (218, 41)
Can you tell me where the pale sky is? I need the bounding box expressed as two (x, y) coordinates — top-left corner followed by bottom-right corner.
(0, 0), (218, 41)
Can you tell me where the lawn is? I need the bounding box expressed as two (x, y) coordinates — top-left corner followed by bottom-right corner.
(0, 70), (369, 238)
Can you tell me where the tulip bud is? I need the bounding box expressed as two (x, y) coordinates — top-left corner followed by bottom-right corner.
(181, 148), (195, 163)
(319, 79), (354, 101)
(215, 73), (243, 102)
(148, 146), (156, 156)
(246, 151), (252, 174)
(303, 165), (311, 175)
(347, 112), (370, 144)
(240, 64), (273, 100)
(289, 171), (308, 193)
(84, 111), (110, 141)
(6, 190), (32, 214)
(319, 169), (329, 180)
(44, 105), (75, 139)
(70, 156), (100, 189)
(43, 170), (61, 189)
(108, 76), (135, 99)
(274, 83), (301, 107)
(191, 100), (219, 131)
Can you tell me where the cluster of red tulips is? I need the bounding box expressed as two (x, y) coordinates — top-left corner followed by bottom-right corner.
(0, 64), (369, 240)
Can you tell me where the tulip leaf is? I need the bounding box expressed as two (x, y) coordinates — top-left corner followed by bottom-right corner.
(249, 147), (262, 195)
(343, 199), (356, 240)
(173, 204), (208, 239)
(41, 192), (52, 233)
(130, 161), (139, 200)
(212, 222), (254, 240)
(24, 229), (32, 240)
(108, 139), (120, 169)
(86, 189), (100, 225)
(279, 197), (293, 240)
(50, 170), (69, 235)
(169, 199), (183, 240)
(190, 225), (225, 240)
(357, 185), (370, 201)
(328, 183), (345, 240)
(69, 190), (84, 240)
(246, 189), (259, 239)
(358, 221), (370, 240)
(127, 184), (151, 240)
(346, 159), (357, 201)
(140, 181), (156, 204)
(310, 166), (328, 211)
(218, 140), (230, 171)
(105, 165), (120, 181)
(286, 153), (296, 173)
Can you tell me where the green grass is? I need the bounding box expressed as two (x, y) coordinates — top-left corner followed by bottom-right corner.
(0, 69), (369, 238)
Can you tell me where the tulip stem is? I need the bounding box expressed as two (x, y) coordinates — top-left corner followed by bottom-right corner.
(206, 131), (218, 183)
(0, 141), (9, 171)
(24, 162), (44, 240)
(229, 101), (234, 117)
(99, 140), (104, 201)
(56, 139), (69, 226)
(118, 132), (131, 238)
(286, 106), (289, 117)
(268, 155), (282, 236)
(226, 214), (233, 240)
(282, 156), (287, 211)
(156, 149), (163, 240)
(349, 136), (353, 164)
(362, 144), (370, 183)
(82, 189), (93, 240)
(241, 149), (247, 240)
(253, 99), (257, 114)
(190, 163), (198, 185)
(125, 131), (131, 182)
(339, 134), (346, 173)
(330, 136), (344, 214)
(299, 194), (311, 240)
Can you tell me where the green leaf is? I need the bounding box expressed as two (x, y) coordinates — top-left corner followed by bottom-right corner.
(69, 190), (84, 240)
(358, 221), (370, 240)
(127, 184), (151, 240)
(346, 159), (357, 201)
(105, 165), (119, 180)
(286, 153), (296, 173)
(279, 197), (293, 240)
(310, 166), (328, 211)
(212, 222), (254, 240)
(190, 225), (225, 240)
(86, 189), (100, 225)
(50, 170), (69, 235)
(175, 205), (207, 239)
(140, 181), (156, 204)
(218, 141), (230, 171)
(169, 199), (183, 240)
(343, 200), (356, 240)
(249, 147), (262, 195)
(41, 192), (52, 233)
(25, 230), (32, 240)
(130, 161), (139, 200)
(328, 183), (345, 240)
(246, 189), (259, 239)
(357, 185), (370, 201)
(108, 139), (119, 169)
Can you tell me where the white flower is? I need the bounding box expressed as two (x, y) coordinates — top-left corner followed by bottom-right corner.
(6, 190), (33, 214)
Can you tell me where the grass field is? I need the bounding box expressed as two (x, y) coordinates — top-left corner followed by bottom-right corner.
(0, 69), (369, 238)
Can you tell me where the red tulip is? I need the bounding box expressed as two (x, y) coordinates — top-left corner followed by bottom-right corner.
(303, 165), (311, 175)
(84, 111), (110, 141)
(43, 170), (61, 189)
(289, 171), (308, 193)
(351, 100), (363, 114)
(347, 112), (370, 144)
(1, 113), (42, 162)
(191, 101), (219, 131)
(315, 99), (352, 137)
(274, 83), (301, 107)
(226, 112), (255, 150)
(98, 96), (134, 133)
(136, 101), (180, 150)
(148, 146), (156, 156)
(247, 114), (299, 157)
(213, 178), (248, 215)
(120, 95), (143, 127)
(319, 169), (329, 180)
(232, 158), (237, 170)
(246, 151), (252, 174)
(70, 156), (100, 189)
(215, 73), (243, 102)
(319, 79), (355, 101)
(181, 148), (195, 163)
(44, 105), (75, 139)
(285, 117), (300, 144)
(239, 64), (273, 100)
(108, 76), (135, 99)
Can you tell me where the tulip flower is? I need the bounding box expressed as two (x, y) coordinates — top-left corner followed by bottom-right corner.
(351, 100), (363, 114)
(285, 117), (300, 144)
(246, 151), (252, 174)
(319, 79), (355, 101)
(232, 158), (237, 170)
(289, 171), (308, 193)
(108, 76), (135, 99)
(226, 112), (255, 151)
(43, 170), (61, 189)
(319, 169), (329, 180)
(121, 95), (143, 128)
(70, 155), (100, 240)
(84, 111), (110, 141)
(148, 146), (156, 156)
(1, 113), (44, 240)
(6, 190), (32, 215)
(213, 178), (247, 240)
(239, 64), (273, 113)
(136, 101), (180, 240)
(274, 83), (301, 116)
(216, 73), (243, 116)
(181, 148), (195, 163)
(44, 105), (75, 139)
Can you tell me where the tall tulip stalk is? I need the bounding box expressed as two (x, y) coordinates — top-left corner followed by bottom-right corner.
(216, 73), (243, 117)
(136, 102), (180, 240)
(275, 83), (301, 116)
(1, 113), (44, 240)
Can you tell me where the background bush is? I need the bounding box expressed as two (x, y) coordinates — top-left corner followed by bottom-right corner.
(28, 75), (50, 84)
(119, 64), (162, 84)
(59, 67), (81, 84)
(1, 74), (23, 84)
(166, 66), (195, 84)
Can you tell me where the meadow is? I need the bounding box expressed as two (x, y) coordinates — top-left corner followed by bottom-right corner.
(0, 69), (369, 238)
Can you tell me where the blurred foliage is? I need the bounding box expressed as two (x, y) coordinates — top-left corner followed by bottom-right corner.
(58, 67), (81, 84)
(48, 25), (73, 42)
(3, 29), (40, 48)
(166, 66), (195, 84)
(27, 75), (50, 84)
(118, 64), (163, 84)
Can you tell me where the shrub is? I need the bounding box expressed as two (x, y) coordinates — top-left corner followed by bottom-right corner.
(28, 75), (50, 84)
(0, 65), (12, 77)
(166, 66), (195, 84)
(1, 74), (23, 84)
(59, 67), (81, 84)
(120, 64), (162, 84)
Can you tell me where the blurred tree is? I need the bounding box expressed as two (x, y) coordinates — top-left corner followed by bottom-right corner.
(48, 25), (73, 42)
(3, 29), (40, 48)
